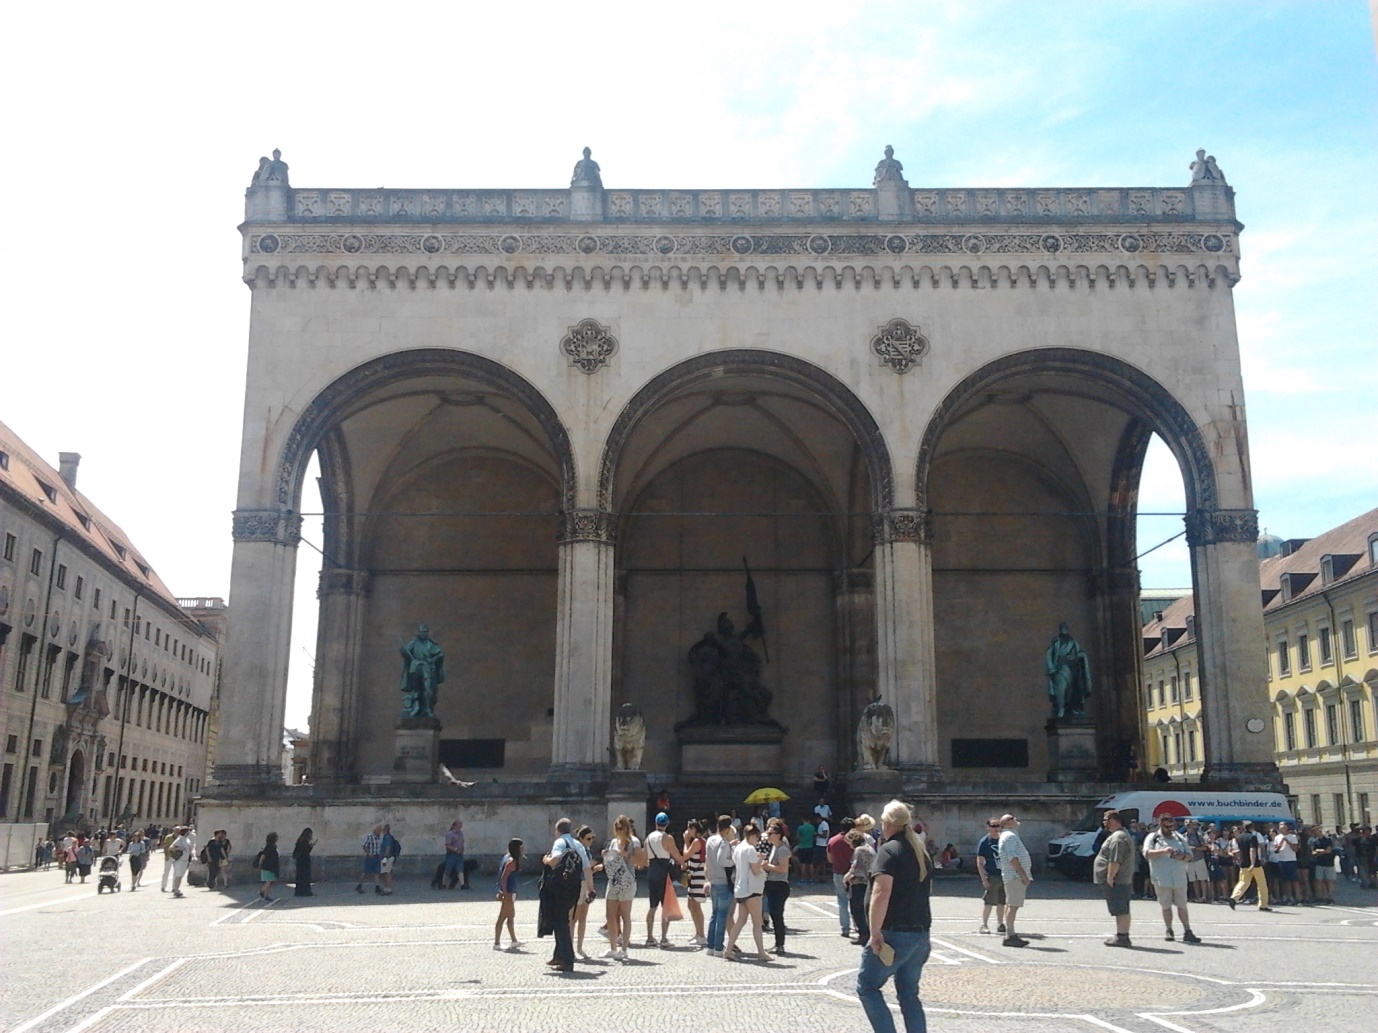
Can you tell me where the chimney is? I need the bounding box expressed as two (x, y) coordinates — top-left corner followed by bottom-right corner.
(58, 452), (81, 490)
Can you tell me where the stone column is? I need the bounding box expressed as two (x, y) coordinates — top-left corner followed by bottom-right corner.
(872, 509), (942, 784)
(211, 509), (300, 786)
(833, 569), (876, 772)
(1096, 565), (1144, 780)
(550, 510), (616, 780)
(308, 569), (369, 784)
(1187, 508), (1280, 787)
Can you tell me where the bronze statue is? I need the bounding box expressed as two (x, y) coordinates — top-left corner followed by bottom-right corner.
(399, 624), (445, 720)
(684, 611), (774, 727)
(1046, 622), (1091, 718)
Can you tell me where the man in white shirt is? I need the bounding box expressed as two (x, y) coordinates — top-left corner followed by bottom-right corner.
(169, 827), (193, 898)
(1142, 815), (1202, 943)
(542, 817), (594, 972)
(996, 813), (1033, 947)
(1272, 822), (1300, 905)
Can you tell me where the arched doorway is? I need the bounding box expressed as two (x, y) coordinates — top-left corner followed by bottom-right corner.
(917, 348), (1217, 782)
(64, 750), (85, 819)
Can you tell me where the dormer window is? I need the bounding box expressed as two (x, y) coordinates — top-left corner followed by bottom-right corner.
(111, 542), (127, 560)
(1369, 534), (1378, 567)
(1185, 615), (1196, 640)
(37, 480), (57, 503)
(1280, 571), (1316, 601)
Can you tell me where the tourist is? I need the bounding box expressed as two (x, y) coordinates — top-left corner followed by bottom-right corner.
(844, 827), (876, 943)
(253, 832), (280, 900)
(439, 820), (466, 890)
(681, 819), (708, 945)
(1095, 810), (1135, 947)
(494, 837), (523, 951)
(814, 815), (831, 883)
(814, 794), (833, 825)
(644, 812), (684, 948)
(1207, 826), (1232, 902)
(125, 830), (149, 890)
(795, 815), (817, 883)
(763, 823), (792, 954)
(856, 812), (879, 845)
(1295, 825), (1314, 904)
(205, 829), (230, 890)
(168, 826), (193, 898)
(996, 813), (1033, 947)
(1143, 814), (1201, 943)
(539, 817), (594, 974)
(1271, 822), (1300, 905)
(1356, 825), (1376, 888)
(1183, 819), (1211, 903)
(724, 823), (770, 962)
(1227, 820), (1271, 910)
(292, 828), (315, 896)
(826, 816), (856, 939)
(854, 799), (933, 1033)
(570, 825), (601, 958)
(380, 823), (401, 896)
(1310, 825), (1336, 904)
(704, 815), (735, 958)
(600, 816), (641, 960)
(357, 823), (384, 896)
(813, 765), (830, 798)
(159, 827), (180, 891)
(974, 817), (1005, 935)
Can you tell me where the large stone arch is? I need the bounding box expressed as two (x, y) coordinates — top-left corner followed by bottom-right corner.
(597, 349), (895, 515)
(274, 348), (578, 515)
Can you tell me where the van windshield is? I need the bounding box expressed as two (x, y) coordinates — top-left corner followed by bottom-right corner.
(1072, 806), (1141, 831)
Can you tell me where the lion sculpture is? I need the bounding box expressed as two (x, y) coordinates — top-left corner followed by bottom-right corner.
(857, 697), (895, 770)
(614, 703), (646, 771)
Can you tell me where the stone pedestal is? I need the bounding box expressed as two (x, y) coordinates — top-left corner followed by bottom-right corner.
(847, 767), (904, 817)
(606, 769), (650, 830)
(393, 719), (441, 783)
(1046, 718), (1098, 783)
(677, 725), (784, 776)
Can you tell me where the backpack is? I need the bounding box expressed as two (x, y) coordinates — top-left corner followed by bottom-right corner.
(198, 847), (209, 864)
(251, 851), (263, 871)
(546, 842), (583, 895)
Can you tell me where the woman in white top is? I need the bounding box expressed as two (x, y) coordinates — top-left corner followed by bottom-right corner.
(724, 824), (771, 962)
(601, 815), (643, 961)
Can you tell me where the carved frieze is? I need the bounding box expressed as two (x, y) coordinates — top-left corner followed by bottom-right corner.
(560, 319), (618, 374)
(871, 318), (930, 374)
(1184, 508), (1259, 547)
(232, 508), (304, 546)
(560, 508), (616, 545)
(872, 508), (933, 545)
(318, 569), (370, 598)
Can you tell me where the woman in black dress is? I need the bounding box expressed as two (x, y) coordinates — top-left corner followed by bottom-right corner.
(256, 832), (281, 901)
(293, 828), (315, 897)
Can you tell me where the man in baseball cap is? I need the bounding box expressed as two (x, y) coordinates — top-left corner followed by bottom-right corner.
(644, 811), (684, 947)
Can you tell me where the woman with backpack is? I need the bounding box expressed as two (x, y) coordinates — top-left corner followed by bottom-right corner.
(255, 832), (281, 901)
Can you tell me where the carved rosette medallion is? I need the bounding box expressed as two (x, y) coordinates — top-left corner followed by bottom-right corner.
(1184, 508), (1259, 547)
(870, 318), (930, 374)
(232, 508), (304, 546)
(871, 508), (933, 545)
(559, 508), (616, 545)
(560, 318), (618, 374)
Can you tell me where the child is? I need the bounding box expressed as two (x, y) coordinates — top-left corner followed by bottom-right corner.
(494, 838), (523, 950)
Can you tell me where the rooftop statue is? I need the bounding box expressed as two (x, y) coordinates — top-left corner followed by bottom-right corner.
(571, 146), (603, 189)
(1189, 148), (1227, 186)
(1046, 622), (1092, 719)
(873, 144), (908, 188)
(399, 624), (445, 720)
(251, 149), (291, 188)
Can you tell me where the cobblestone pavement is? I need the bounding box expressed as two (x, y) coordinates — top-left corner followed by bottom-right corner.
(3, 869), (1374, 1032)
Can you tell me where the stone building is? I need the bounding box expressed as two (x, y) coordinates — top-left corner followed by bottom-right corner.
(1143, 509), (1378, 826)
(203, 145), (1276, 861)
(0, 421), (223, 832)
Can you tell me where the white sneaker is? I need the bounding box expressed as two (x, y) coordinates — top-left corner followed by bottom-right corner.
(615, 950), (628, 961)
(602, 948), (619, 959)
(492, 943), (504, 951)
(645, 936), (658, 947)
(688, 934), (707, 945)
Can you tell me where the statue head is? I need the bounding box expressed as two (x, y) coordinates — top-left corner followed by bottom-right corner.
(1195, 148), (1206, 161)
(1058, 622), (1071, 637)
(884, 144), (894, 160)
(582, 146), (592, 160)
(272, 148), (282, 161)
(416, 624), (430, 640)
(717, 611), (734, 636)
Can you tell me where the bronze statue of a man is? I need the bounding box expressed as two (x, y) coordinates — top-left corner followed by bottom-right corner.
(399, 624), (445, 720)
(1046, 622), (1091, 718)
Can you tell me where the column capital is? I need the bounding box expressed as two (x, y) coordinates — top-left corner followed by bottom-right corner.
(317, 569), (370, 598)
(231, 508), (303, 546)
(871, 508), (932, 545)
(559, 508), (617, 545)
(1184, 508), (1258, 547)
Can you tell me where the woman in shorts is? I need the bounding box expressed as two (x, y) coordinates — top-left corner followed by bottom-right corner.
(494, 838), (523, 950)
(601, 815), (641, 960)
(724, 823), (770, 962)
(255, 832), (281, 901)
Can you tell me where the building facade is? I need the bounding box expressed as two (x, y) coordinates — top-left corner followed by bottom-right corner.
(0, 422), (223, 832)
(1143, 509), (1378, 826)
(204, 145), (1275, 861)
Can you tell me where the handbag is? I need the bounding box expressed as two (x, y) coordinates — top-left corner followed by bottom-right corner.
(662, 876), (684, 922)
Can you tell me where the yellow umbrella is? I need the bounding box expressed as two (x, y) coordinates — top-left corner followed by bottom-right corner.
(744, 787), (790, 805)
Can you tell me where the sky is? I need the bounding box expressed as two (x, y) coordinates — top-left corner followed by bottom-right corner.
(3, 2), (1374, 731)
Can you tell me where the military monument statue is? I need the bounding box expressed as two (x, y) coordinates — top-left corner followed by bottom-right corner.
(681, 561), (777, 727)
(1046, 622), (1092, 718)
(399, 624), (445, 721)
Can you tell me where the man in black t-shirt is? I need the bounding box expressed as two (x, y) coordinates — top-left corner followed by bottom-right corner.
(855, 800), (932, 1033)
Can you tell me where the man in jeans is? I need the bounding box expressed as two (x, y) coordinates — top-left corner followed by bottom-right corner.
(855, 799), (932, 1033)
(704, 815), (736, 957)
(826, 817), (856, 938)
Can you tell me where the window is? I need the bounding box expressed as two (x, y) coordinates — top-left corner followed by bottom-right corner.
(1183, 670), (1193, 700)
(0, 763), (11, 818)
(109, 598), (117, 620)
(1326, 703), (1340, 745)
(1173, 731), (1183, 764)
(1319, 627), (1333, 665)
(1361, 793), (1372, 827)
(37, 481), (57, 503)
(55, 564), (67, 590)
(1277, 640), (1290, 676)
(1369, 611), (1378, 654)
(1310, 794), (1322, 824)
(14, 634), (35, 693)
(74, 576), (83, 600)
(154, 628), (160, 646)
(3, 533), (14, 561)
(1335, 794), (1347, 826)
(123, 608), (131, 629)
(1187, 729), (1197, 762)
(4, 735), (15, 753)
(92, 587), (101, 610)
(1352, 699), (1367, 742)
(0, 450), (7, 469)
(1303, 708), (1318, 749)
(1341, 619), (1357, 659)
(1284, 712), (1297, 751)
(1157, 680), (1165, 707)
(1161, 732), (1171, 764)
(1370, 534), (1378, 566)
(1170, 676), (1179, 703)
(1297, 633), (1310, 671)
(32, 738), (42, 758)
(39, 645), (59, 698)
(29, 548), (42, 576)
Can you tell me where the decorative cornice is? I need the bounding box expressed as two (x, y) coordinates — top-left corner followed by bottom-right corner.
(871, 318), (930, 374)
(231, 508), (303, 546)
(560, 319), (618, 374)
(1184, 508), (1259, 547)
(559, 508), (616, 545)
(872, 508), (933, 545)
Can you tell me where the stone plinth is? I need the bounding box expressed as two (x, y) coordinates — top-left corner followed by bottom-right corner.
(677, 724), (785, 776)
(1046, 718), (1098, 783)
(847, 767), (904, 817)
(393, 719), (441, 783)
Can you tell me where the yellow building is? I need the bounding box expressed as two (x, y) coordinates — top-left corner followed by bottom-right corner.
(1143, 507), (1378, 827)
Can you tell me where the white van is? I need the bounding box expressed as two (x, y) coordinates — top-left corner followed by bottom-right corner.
(1045, 790), (1293, 879)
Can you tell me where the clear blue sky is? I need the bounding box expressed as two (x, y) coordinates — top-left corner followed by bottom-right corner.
(3, 2), (1374, 726)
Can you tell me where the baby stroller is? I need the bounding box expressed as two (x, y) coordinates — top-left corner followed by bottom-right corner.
(96, 854), (122, 893)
